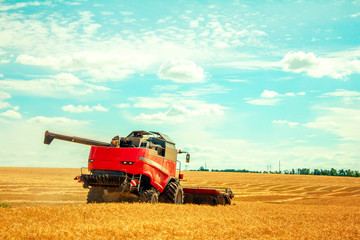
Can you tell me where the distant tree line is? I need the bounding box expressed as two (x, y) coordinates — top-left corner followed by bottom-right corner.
(194, 166), (360, 177)
(194, 166), (260, 173)
(282, 168), (360, 177)
(211, 168), (262, 173)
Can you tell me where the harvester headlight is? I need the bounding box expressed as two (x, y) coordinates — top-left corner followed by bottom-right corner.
(88, 159), (94, 163)
(120, 161), (134, 165)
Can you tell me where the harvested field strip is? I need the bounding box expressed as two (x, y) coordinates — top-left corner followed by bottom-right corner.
(328, 191), (360, 197)
(319, 186), (345, 191)
(337, 186), (360, 192)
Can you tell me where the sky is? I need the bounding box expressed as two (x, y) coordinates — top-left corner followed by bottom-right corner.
(0, 0), (360, 171)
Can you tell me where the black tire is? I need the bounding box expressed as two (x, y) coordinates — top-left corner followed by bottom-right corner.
(87, 187), (105, 203)
(140, 189), (159, 204)
(162, 181), (184, 204)
(218, 196), (226, 205)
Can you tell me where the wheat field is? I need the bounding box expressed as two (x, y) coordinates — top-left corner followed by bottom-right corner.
(0, 167), (359, 239)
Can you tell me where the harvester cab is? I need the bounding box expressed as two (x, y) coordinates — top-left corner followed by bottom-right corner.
(44, 130), (234, 205)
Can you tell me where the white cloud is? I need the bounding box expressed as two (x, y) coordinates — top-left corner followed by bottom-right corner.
(304, 107), (360, 141)
(251, 30), (267, 36)
(190, 20), (199, 28)
(0, 73), (109, 97)
(0, 73), (3, 78)
(350, 12), (360, 18)
(246, 89), (306, 106)
(0, 91), (10, 100)
(84, 23), (101, 36)
(84, 68), (134, 82)
(282, 52), (320, 72)
(0, 91), (11, 109)
(324, 89), (360, 97)
(62, 105), (92, 113)
(115, 103), (130, 109)
(100, 11), (113, 15)
(225, 79), (248, 82)
(0, 59), (10, 64)
(180, 84), (229, 97)
(158, 59), (205, 83)
(157, 16), (174, 24)
(133, 96), (172, 109)
(28, 116), (88, 126)
(246, 98), (280, 106)
(281, 51), (360, 79)
(0, 109), (21, 119)
(323, 89), (360, 105)
(0, 1), (50, 11)
(285, 92), (306, 96)
(272, 120), (299, 127)
(62, 104), (108, 113)
(0, 101), (11, 109)
(1, 9), (278, 80)
(214, 41), (230, 49)
(214, 60), (281, 70)
(120, 11), (133, 16)
(92, 104), (108, 112)
(131, 88), (228, 123)
(131, 85), (228, 114)
(134, 103), (226, 123)
(16, 52), (155, 73)
(152, 84), (179, 92)
(261, 90), (279, 98)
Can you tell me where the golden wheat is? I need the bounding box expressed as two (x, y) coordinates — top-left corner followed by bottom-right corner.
(0, 167), (360, 239)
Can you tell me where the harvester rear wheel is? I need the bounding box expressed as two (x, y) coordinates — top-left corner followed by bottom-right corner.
(162, 181), (184, 204)
(87, 187), (105, 203)
(140, 189), (158, 204)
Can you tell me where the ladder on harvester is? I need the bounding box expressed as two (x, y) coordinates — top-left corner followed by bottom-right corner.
(129, 174), (142, 192)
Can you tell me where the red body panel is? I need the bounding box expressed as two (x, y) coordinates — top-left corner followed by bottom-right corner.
(88, 146), (176, 193)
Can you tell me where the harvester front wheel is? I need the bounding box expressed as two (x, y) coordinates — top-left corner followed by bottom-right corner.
(140, 189), (158, 204)
(163, 181), (184, 204)
(87, 187), (105, 203)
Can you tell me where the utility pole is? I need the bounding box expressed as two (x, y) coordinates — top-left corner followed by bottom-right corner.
(279, 160), (281, 173)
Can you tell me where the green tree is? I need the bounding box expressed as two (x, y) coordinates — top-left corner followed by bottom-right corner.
(330, 168), (337, 176)
(199, 166), (208, 171)
(345, 169), (354, 177)
(321, 169), (330, 175)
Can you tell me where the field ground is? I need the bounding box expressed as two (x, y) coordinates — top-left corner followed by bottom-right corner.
(0, 167), (359, 239)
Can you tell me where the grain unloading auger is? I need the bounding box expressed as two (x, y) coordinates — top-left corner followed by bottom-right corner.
(44, 130), (234, 205)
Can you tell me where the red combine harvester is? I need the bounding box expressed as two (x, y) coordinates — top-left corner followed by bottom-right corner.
(44, 130), (234, 205)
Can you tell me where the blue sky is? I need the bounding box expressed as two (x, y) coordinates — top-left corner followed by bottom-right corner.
(0, 0), (360, 171)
